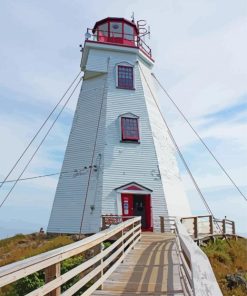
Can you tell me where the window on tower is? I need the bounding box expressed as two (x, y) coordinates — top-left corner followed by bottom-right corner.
(117, 65), (134, 89)
(121, 116), (139, 142)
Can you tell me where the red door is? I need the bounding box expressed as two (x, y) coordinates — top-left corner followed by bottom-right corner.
(121, 193), (153, 231)
(121, 194), (133, 219)
(144, 194), (153, 231)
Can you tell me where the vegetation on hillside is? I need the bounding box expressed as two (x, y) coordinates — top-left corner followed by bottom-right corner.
(0, 233), (86, 295)
(1, 233), (246, 295)
(202, 238), (247, 296)
(0, 233), (109, 295)
(0, 233), (75, 267)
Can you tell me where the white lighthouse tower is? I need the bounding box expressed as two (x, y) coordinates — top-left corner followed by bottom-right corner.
(47, 17), (191, 234)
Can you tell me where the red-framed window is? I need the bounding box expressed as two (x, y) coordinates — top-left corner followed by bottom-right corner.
(118, 66), (134, 89)
(121, 117), (139, 141)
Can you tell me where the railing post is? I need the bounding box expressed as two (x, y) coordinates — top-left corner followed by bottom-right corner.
(121, 228), (124, 261)
(132, 221), (135, 249)
(232, 221), (236, 235)
(232, 221), (237, 240)
(194, 217), (198, 239)
(160, 216), (164, 233)
(102, 216), (106, 230)
(223, 219), (226, 235)
(209, 215), (214, 235)
(99, 243), (104, 290)
(94, 241), (104, 291)
(45, 263), (61, 296)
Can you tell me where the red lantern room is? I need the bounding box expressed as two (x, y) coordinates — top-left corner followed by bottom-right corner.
(85, 17), (152, 58)
(92, 17), (138, 46)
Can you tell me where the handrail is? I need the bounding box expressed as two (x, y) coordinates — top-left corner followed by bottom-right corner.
(174, 218), (223, 296)
(180, 215), (236, 240)
(0, 217), (141, 295)
(159, 216), (223, 295)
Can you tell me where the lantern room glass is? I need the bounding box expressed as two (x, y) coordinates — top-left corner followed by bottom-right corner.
(98, 23), (108, 36)
(124, 24), (134, 41)
(110, 22), (122, 38)
(95, 19), (136, 46)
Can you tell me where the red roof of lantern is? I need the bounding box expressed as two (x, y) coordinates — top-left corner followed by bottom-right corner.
(92, 17), (139, 35)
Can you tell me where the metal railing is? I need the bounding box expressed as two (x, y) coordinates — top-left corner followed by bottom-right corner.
(85, 28), (152, 57)
(0, 217), (141, 295)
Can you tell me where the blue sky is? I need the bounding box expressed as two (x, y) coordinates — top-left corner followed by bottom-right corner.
(0, 0), (246, 237)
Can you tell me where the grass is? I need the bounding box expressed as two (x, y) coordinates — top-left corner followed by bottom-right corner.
(202, 238), (247, 296)
(0, 233), (84, 296)
(0, 233), (75, 267)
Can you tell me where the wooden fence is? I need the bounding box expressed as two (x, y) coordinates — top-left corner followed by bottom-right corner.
(0, 217), (141, 296)
(180, 215), (236, 241)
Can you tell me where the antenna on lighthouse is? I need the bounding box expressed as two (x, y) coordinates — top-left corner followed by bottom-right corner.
(131, 12), (135, 22)
(137, 19), (151, 39)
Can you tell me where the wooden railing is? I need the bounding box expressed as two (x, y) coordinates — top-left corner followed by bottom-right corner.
(0, 217), (141, 296)
(174, 218), (223, 296)
(160, 216), (223, 296)
(158, 216), (176, 233)
(180, 215), (236, 240)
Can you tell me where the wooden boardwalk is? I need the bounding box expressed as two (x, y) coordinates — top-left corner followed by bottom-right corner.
(93, 233), (184, 296)
(0, 217), (223, 295)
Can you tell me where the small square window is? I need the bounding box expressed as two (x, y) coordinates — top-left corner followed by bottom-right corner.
(121, 117), (139, 141)
(118, 66), (134, 89)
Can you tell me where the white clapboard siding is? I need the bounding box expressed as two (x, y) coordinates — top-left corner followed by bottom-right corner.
(140, 63), (191, 217)
(48, 41), (191, 234)
(47, 74), (107, 234)
(101, 51), (169, 231)
(86, 48), (109, 73)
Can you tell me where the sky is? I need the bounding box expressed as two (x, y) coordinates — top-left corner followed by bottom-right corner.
(0, 0), (246, 238)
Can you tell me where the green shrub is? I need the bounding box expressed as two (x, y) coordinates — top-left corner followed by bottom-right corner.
(61, 255), (84, 293)
(14, 272), (45, 296)
(103, 241), (111, 249)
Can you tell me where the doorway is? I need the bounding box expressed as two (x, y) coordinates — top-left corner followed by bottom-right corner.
(121, 193), (152, 231)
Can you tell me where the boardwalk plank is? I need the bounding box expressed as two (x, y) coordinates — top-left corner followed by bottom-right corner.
(92, 233), (184, 295)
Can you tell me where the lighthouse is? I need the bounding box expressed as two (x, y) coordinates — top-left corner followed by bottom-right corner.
(47, 17), (191, 234)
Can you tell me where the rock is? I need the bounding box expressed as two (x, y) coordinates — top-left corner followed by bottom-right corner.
(226, 273), (247, 290)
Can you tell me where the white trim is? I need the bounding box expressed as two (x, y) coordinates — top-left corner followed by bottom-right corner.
(82, 41), (154, 68)
(116, 192), (122, 215)
(118, 112), (139, 119)
(116, 189), (151, 195)
(115, 182), (152, 193)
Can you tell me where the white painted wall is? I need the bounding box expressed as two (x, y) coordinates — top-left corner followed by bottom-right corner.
(101, 50), (169, 231)
(47, 73), (107, 234)
(48, 41), (191, 234)
(140, 62), (191, 217)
